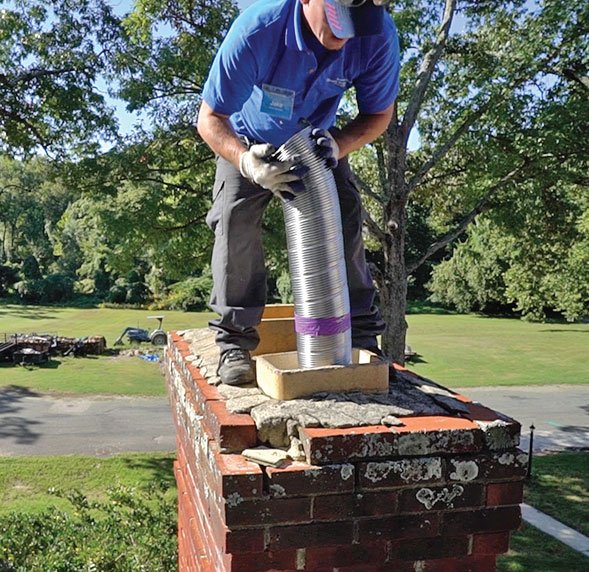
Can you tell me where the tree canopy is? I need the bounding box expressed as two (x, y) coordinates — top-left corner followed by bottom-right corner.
(0, 0), (587, 357)
(350, 0), (589, 357)
(0, 0), (121, 156)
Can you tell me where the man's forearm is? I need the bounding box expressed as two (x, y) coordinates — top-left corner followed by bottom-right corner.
(197, 101), (246, 170)
(332, 102), (395, 159)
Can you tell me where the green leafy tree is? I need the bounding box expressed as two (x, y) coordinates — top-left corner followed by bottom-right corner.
(0, 0), (121, 156)
(62, 0), (242, 298)
(0, 156), (74, 268)
(355, 0), (588, 360)
(429, 184), (589, 322)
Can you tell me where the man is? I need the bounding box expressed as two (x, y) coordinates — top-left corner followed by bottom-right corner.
(197, 0), (400, 385)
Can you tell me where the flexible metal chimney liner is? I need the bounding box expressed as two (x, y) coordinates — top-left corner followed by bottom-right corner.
(275, 126), (352, 368)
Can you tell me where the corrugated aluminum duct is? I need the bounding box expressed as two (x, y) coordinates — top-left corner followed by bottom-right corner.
(275, 126), (352, 368)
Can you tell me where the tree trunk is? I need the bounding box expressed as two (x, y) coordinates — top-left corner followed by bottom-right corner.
(379, 196), (408, 363)
(0, 225), (6, 262)
(375, 117), (409, 363)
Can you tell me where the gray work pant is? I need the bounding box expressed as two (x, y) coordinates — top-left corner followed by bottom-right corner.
(206, 155), (385, 353)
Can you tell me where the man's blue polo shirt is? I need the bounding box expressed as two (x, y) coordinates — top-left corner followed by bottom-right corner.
(201, 0), (400, 147)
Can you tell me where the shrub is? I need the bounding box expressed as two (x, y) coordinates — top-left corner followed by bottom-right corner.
(41, 273), (75, 303)
(13, 278), (44, 303)
(125, 281), (149, 305)
(276, 269), (293, 304)
(0, 485), (177, 572)
(156, 273), (213, 311)
(106, 277), (151, 306)
(21, 255), (42, 280)
(106, 284), (128, 304)
(0, 264), (18, 297)
(13, 274), (75, 304)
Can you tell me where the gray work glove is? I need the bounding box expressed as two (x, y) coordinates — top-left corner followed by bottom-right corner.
(311, 128), (339, 169)
(239, 143), (308, 201)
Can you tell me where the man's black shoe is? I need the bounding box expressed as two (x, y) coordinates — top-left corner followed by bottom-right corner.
(218, 349), (256, 386)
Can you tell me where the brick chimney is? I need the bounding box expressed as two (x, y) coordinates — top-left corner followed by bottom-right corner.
(166, 330), (526, 572)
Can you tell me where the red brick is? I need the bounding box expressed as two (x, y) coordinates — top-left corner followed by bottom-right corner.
(169, 334), (522, 572)
(178, 435), (222, 521)
(442, 507), (522, 535)
(313, 491), (398, 520)
(334, 565), (402, 572)
(182, 459), (229, 567)
(447, 451), (529, 483)
(185, 368), (223, 418)
(208, 499), (265, 554)
(266, 461), (355, 497)
(299, 426), (399, 464)
(215, 453), (264, 499)
(312, 493), (356, 521)
(224, 496), (312, 527)
(305, 542), (388, 569)
(394, 417), (484, 456)
(226, 528), (266, 555)
(205, 400), (257, 452)
(180, 365), (222, 422)
(267, 521), (354, 550)
(389, 535), (470, 560)
(174, 334), (191, 356)
(358, 512), (440, 542)
(175, 462), (218, 571)
(229, 550), (299, 572)
(463, 403), (516, 424)
(472, 532), (511, 555)
(464, 403), (521, 451)
(398, 484), (484, 513)
(168, 359), (217, 445)
(358, 457), (445, 490)
(186, 362), (222, 400)
(398, 416), (479, 432)
(486, 481), (524, 506)
(179, 483), (215, 565)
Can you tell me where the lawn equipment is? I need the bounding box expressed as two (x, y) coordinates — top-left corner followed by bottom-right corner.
(113, 316), (168, 346)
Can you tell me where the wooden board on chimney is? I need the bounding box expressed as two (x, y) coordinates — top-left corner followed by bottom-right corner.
(255, 349), (389, 401)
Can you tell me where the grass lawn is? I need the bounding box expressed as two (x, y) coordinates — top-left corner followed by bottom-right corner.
(0, 304), (213, 345)
(405, 313), (589, 388)
(525, 452), (589, 537)
(0, 452), (176, 514)
(0, 453), (177, 571)
(498, 523), (589, 571)
(497, 451), (589, 571)
(1, 303), (587, 395)
(0, 304), (214, 396)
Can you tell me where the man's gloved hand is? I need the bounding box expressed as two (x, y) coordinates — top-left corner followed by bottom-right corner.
(311, 128), (339, 169)
(239, 143), (308, 201)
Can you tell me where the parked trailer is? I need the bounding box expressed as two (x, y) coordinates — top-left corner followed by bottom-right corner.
(0, 341), (17, 361)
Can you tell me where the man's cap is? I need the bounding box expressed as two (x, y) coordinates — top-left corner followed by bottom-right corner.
(323, 0), (386, 39)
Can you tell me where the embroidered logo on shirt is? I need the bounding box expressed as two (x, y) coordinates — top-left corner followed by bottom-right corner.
(326, 78), (350, 89)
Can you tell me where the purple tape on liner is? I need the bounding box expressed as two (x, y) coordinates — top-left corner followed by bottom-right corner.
(294, 313), (351, 336)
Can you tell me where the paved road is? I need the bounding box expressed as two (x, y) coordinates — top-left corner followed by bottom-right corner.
(0, 385), (587, 456)
(0, 386), (175, 456)
(456, 385), (589, 453)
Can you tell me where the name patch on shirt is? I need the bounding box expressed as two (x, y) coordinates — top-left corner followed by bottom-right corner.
(260, 84), (295, 120)
(326, 77), (351, 89)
